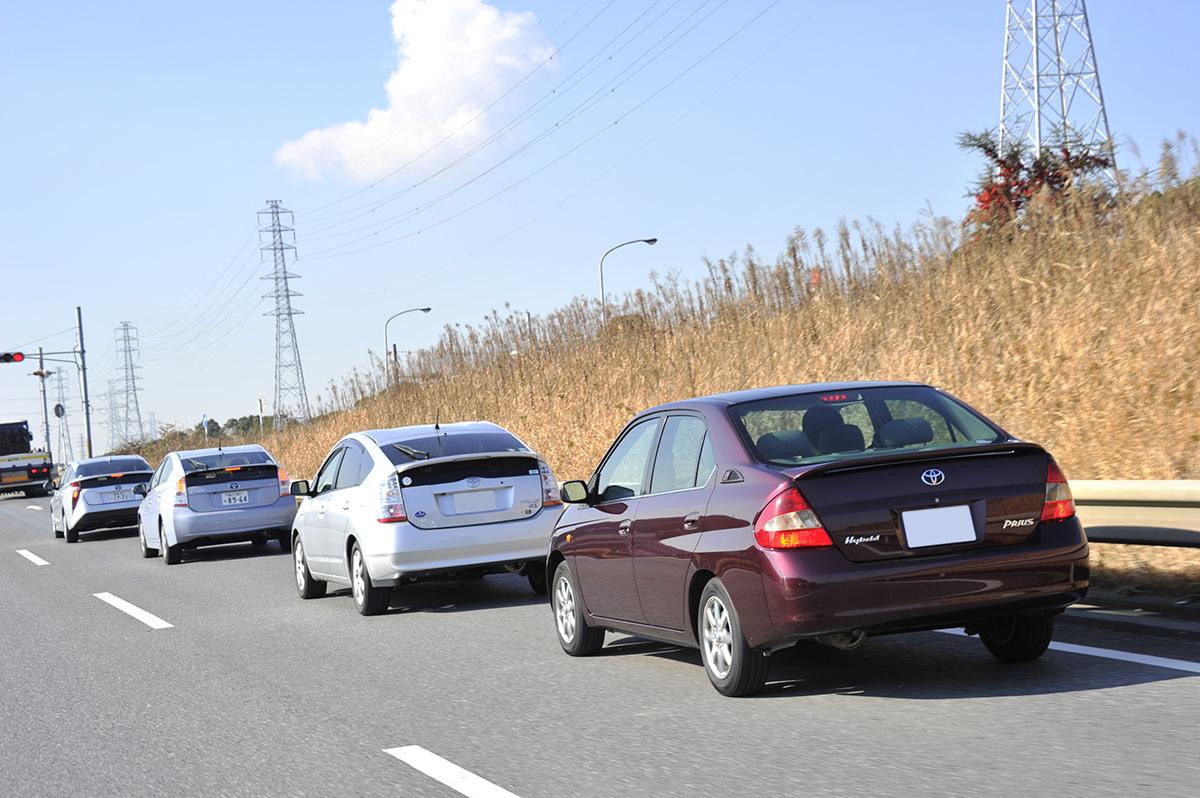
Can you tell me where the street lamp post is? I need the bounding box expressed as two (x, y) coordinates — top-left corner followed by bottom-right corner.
(384, 307), (432, 384)
(599, 238), (657, 325)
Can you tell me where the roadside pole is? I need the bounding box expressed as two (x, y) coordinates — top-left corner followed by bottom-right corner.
(37, 348), (52, 461)
(76, 306), (94, 457)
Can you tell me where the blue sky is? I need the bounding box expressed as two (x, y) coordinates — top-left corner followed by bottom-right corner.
(2, 0), (1197, 455)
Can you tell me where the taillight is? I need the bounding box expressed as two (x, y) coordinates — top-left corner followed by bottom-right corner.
(174, 476), (189, 507)
(753, 484), (832, 549)
(1041, 458), (1075, 521)
(277, 466), (290, 497)
(378, 473), (407, 523)
(70, 481), (81, 509)
(538, 459), (560, 507)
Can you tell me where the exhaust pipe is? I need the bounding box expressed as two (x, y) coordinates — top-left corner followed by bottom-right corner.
(816, 630), (866, 651)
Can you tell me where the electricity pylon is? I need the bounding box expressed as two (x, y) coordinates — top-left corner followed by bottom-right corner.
(114, 321), (145, 444)
(258, 201), (311, 429)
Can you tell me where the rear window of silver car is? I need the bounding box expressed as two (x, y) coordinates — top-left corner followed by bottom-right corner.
(182, 450), (274, 472)
(76, 458), (151, 477)
(383, 432), (530, 464)
(730, 386), (1004, 467)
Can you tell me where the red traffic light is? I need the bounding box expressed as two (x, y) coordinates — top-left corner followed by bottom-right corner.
(1, 352), (25, 363)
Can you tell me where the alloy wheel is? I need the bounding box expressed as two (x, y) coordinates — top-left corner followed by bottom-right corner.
(294, 540), (307, 591)
(702, 595), (734, 680)
(554, 575), (577, 644)
(351, 548), (365, 607)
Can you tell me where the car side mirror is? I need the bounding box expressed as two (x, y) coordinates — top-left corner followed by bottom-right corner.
(133, 483), (147, 496)
(290, 479), (311, 497)
(560, 480), (590, 504)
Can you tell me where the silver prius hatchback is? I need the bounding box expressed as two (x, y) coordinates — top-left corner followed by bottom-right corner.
(135, 444), (297, 564)
(289, 422), (561, 615)
(50, 455), (153, 543)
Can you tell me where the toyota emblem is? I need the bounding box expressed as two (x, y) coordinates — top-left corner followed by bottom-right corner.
(920, 469), (945, 486)
(228, 482), (239, 490)
(466, 477), (481, 488)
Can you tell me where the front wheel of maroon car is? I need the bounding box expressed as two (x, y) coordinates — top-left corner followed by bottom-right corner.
(979, 614), (1055, 662)
(552, 561), (604, 656)
(699, 580), (769, 697)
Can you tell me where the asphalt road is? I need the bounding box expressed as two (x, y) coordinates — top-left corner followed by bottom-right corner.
(2, 493), (1198, 797)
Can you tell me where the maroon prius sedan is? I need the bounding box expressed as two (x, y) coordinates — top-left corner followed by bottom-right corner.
(547, 382), (1088, 696)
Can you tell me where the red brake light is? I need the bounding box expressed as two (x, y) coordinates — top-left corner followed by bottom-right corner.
(538, 459), (560, 507)
(754, 485), (832, 549)
(174, 476), (189, 507)
(378, 473), (407, 523)
(277, 466), (290, 497)
(1041, 459), (1075, 521)
(70, 481), (80, 509)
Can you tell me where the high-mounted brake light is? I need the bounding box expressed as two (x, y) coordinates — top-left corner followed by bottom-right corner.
(754, 484), (832, 549)
(174, 476), (189, 507)
(1041, 459), (1075, 521)
(818, 393), (849, 403)
(538, 459), (561, 507)
(277, 466), (290, 497)
(378, 473), (407, 523)
(223, 466), (242, 473)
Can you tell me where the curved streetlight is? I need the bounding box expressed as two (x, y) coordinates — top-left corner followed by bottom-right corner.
(599, 238), (657, 324)
(384, 307), (432, 383)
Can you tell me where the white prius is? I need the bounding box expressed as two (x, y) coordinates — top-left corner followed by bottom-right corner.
(289, 422), (561, 615)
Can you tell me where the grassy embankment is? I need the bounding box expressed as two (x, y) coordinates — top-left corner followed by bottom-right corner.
(140, 173), (1200, 594)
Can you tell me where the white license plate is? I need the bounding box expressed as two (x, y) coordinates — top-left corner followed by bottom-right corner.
(104, 491), (134, 503)
(452, 490), (496, 514)
(221, 490), (250, 506)
(901, 505), (976, 548)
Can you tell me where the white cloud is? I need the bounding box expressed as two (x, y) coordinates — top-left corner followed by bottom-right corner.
(275, 0), (552, 183)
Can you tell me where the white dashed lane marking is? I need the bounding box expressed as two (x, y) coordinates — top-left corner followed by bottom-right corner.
(935, 628), (1200, 674)
(384, 746), (521, 798)
(92, 592), (174, 630)
(15, 549), (49, 566)
(26, 505), (43, 511)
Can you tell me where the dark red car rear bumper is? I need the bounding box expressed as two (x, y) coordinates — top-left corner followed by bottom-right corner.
(754, 517), (1089, 649)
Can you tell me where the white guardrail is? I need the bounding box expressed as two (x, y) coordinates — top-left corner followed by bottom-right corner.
(1074, 480), (1200, 548)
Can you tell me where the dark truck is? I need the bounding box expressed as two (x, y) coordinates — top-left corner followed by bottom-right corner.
(0, 420), (54, 497)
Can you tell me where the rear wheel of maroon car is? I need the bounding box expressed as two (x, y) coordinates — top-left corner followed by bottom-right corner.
(698, 580), (769, 697)
(979, 614), (1055, 661)
(552, 561), (604, 656)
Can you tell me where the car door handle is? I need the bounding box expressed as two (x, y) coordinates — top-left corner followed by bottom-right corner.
(617, 520), (631, 536)
(683, 512), (701, 531)
(341, 501), (350, 510)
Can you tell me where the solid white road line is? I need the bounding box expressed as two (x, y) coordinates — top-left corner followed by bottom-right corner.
(935, 628), (1200, 674)
(384, 746), (521, 798)
(92, 592), (174, 630)
(15, 549), (49, 566)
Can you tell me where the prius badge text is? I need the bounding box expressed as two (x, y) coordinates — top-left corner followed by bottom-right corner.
(1002, 518), (1036, 529)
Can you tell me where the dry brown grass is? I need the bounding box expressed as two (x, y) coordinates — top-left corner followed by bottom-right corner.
(136, 168), (1200, 588)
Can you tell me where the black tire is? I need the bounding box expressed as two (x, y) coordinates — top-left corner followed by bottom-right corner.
(979, 614), (1055, 662)
(275, 532), (292, 554)
(698, 579), (769, 697)
(527, 562), (548, 595)
(53, 512), (64, 539)
(160, 524), (181, 565)
(251, 534), (269, 548)
(293, 536), (327, 600)
(139, 526), (157, 559)
(350, 541), (389, 616)
(65, 524), (79, 544)
(26, 485), (47, 498)
(551, 561), (605, 656)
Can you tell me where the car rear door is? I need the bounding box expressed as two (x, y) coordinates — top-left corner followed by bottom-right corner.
(632, 415), (716, 630)
(570, 415), (662, 624)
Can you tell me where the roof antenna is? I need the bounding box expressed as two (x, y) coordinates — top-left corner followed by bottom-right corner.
(434, 409), (440, 432)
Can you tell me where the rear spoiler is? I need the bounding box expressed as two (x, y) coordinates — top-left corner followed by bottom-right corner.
(781, 441), (1047, 480)
(77, 470), (153, 483)
(393, 451), (536, 475)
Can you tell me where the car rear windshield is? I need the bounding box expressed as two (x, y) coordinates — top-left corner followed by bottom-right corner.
(730, 386), (1005, 467)
(181, 450), (274, 472)
(383, 432), (530, 464)
(77, 458), (151, 478)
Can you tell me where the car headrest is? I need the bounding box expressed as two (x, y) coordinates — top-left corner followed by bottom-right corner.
(802, 405), (842, 443)
(877, 417), (934, 448)
(756, 429), (814, 461)
(818, 423), (865, 454)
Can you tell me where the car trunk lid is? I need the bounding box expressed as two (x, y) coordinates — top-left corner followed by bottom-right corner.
(398, 454), (543, 529)
(785, 442), (1049, 562)
(184, 464), (280, 512)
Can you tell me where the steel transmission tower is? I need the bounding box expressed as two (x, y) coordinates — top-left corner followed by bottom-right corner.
(114, 321), (145, 444)
(53, 371), (74, 461)
(999, 0), (1114, 173)
(258, 201), (311, 428)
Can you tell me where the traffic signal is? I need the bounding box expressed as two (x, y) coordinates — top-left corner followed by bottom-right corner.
(1, 352), (25, 363)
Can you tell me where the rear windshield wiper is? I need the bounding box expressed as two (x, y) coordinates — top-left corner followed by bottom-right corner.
(391, 443), (430, 461)
(184, 458), (210, 471)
